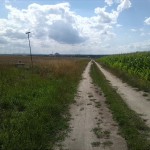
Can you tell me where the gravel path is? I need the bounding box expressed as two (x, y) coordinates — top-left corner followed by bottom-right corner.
(95, 61), (150, 127)
(55, 61), (127, 150)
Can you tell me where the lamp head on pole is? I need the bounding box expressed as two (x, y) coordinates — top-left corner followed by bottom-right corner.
(26, 32), (31, 39)
(26, 31), (31, 34)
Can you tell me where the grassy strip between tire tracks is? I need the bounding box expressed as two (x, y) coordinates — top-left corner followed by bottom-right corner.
(0, 58), (88, 150)
(90, 62), (150, 150)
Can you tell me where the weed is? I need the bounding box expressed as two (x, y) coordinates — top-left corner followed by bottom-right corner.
(95, 101), (101, 108)
(90, 98), (96, 101)
(143, 93), (148, 97)
(93, 127), (102, 138)
(102, 141), (113, 147)
(88, 95), (93, 98)
(93, 127), (110, 139)
(91, 142), (101, 147)
(80, 107), (84, 111)
(87, 103), (92, 105)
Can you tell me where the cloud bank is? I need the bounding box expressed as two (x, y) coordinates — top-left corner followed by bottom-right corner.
(144, 17), (150, 25)
(0, 0), (138, 54)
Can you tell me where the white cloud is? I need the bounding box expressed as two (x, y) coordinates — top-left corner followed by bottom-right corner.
(139, 28), (144, 32)
(99, 28), (150, 54)
(0, 1), (132, 54)
(48, 20), (87, 44)
(1, 3), (87, 47)
(144, 17), (150, 25)
(116, 24), (122, 27)
(130, 28), (150, 37)
(140, 32), (145, 36)
(95, 0), (131, 26)
(0, 37), (8, 44)
(94, 7), (119, 24)
(118, 40), (150, 53)
(131, 29), (137, 32)
(105, 0), (113, 6)
(105, 0), (124, 6)
(117, 0), (131, 12)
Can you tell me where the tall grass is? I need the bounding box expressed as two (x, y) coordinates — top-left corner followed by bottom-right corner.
(0, 57), (88, 150)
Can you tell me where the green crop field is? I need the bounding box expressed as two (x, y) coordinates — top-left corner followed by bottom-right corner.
(0, 56), (88, 150)
(97, 52), (150, 91)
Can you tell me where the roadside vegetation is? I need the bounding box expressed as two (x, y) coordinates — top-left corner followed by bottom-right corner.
(0, 56), (88, 150)
(97, 52), (150, 92)
(91, 62), (150, 150)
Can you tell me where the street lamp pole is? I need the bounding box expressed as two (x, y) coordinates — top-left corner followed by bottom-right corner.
(26, 32), (33, 69)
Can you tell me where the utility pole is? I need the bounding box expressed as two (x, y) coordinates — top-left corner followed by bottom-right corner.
(26, 32), (33, 69)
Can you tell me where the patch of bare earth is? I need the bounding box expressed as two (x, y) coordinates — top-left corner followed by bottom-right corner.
(95, 62), (150, 127)
(55, 61), (127, 150)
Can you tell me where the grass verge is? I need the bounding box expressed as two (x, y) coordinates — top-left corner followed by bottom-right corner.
(97, 61), (150, 92)
(90, 62), (150, 150)
(0, 58), (88, 150)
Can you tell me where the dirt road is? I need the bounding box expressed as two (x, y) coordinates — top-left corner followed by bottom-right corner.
(55, 61), (127, 150)
(95, 62), (150, 127)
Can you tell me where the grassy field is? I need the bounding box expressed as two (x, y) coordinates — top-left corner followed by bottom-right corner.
(0, 56), (88, 150)
(97, 52), (150, 92)
(91, 62), (150, 150)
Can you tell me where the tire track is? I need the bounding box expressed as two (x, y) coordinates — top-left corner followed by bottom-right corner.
(55, 61), (127, 150)
(95, 61), (150, 127)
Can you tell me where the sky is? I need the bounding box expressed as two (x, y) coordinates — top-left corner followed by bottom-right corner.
(0, 0), (150, 54)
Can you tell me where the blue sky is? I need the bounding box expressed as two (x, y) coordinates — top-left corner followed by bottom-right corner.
(0, 0), (150, 54)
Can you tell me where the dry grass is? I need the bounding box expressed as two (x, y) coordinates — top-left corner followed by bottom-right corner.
(0, 56), (85, 78)
(0, 56), (88, 150)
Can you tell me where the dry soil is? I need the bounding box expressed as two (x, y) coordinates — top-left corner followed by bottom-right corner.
(95, 61), (150, 127)
(55, 61), (127, 150)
